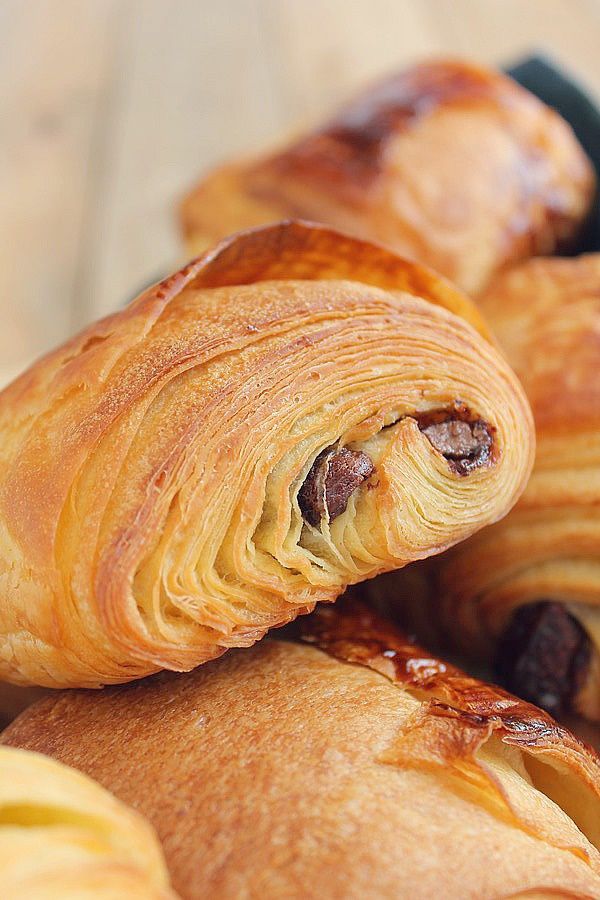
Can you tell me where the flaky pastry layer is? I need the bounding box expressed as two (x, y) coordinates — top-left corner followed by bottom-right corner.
(0, 222), (533, 686)
(438, 255), (600, 722)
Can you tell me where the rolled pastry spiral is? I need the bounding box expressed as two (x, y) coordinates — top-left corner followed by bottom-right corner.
(180, 59), (595, 295)
(0, 222), (533, 688)
(0, 746), (174, 899)
(437, 255), (600, 722)
(3, 600), (600, 899)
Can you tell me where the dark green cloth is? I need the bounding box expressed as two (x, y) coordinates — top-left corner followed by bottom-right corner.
(507, 55), (600, 252)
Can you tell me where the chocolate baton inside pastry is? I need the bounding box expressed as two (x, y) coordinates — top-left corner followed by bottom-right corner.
(3, 600), (600, 899)
(496, 601), (592, 718)
(436, 255), (600, 722)
(180, 59), (595, 295)
(415, 403), (495, 475)
(0, 221), (534, 689)
(0, 746), (174, 898)
(297, 446), (376, 527)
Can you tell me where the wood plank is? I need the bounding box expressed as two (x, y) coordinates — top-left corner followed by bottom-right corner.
(261, 0), (600, 116)
(432, 0), (600, 99)
(259, 0), (446, 125)
(0, 0), (121, 385)
(3, 0), (600, 381)
(78, 0), (282, 322)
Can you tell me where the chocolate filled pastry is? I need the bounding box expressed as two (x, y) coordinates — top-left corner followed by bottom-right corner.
(0, 221), (533, 689)
(3, 600), (600, 899)
(0, 746), (174, 898)
(436, 255), (600, 722)
(180, 59), (595, 295)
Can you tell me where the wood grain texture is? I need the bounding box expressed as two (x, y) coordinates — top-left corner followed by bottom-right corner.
(1, 0), (600, 386)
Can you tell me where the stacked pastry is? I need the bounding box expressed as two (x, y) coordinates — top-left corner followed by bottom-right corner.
(3, 600), (600, 898)
(179, 56), (600, 728)
(435, 255), (600, 723)
(0, 58), (599, 899)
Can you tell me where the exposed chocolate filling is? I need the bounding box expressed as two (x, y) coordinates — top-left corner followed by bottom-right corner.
(415, 405), (494, 475)
(298, 447), (375, 527)
(495, 601), (591, 717)
(298, 405), (491, 527)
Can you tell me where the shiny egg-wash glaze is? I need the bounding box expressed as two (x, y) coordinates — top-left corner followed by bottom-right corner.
(0, 222), (534, 688)
(3, 600), (600, 899)
(181, 59), (595, 295)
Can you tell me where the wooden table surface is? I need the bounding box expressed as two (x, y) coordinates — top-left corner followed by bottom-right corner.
(2, 0), (600, 387)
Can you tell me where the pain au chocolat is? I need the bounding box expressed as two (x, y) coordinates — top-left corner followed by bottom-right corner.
(436, 255), (600, 722)
(3, 600), (600, 899)
(180, 59), (595, 295)
(0, 746), (174, 898)
(0, 222), (533, 689)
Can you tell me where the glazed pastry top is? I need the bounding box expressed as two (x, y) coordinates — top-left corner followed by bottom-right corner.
(2, 599), (599, 899)
(181, 60), (595, 294)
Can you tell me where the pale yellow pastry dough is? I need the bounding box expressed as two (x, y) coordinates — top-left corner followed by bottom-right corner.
(0, 745), (175, 898)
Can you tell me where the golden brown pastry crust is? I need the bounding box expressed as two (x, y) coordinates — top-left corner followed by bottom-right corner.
(0, 746), (175, 898)
(436, 255), (600, 721)
(181, 60), (595, 295)
(3, 600), (600, 900)
(0, 221), (533, 688)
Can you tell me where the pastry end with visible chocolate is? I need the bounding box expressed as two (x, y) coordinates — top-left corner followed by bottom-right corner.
(298, 447), (375, 527)
(416, 404), (494, 475)
(495, 601), (591, 717)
